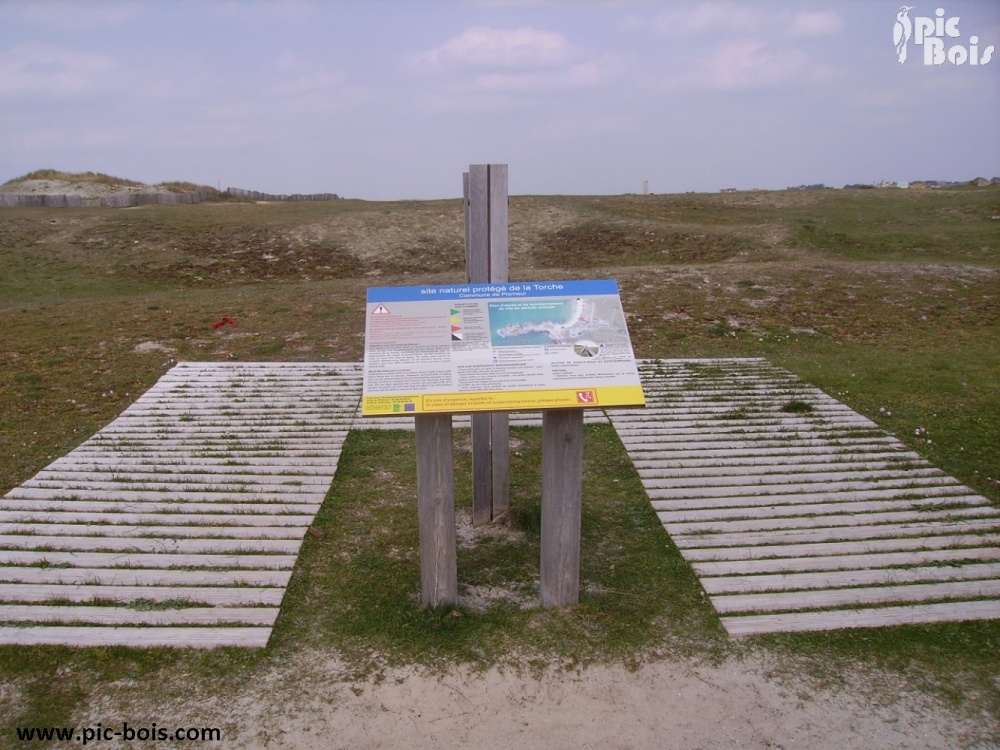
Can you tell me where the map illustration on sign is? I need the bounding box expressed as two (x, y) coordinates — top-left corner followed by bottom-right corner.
(362, 279), (645, 416)
(487, 296), (629, 350)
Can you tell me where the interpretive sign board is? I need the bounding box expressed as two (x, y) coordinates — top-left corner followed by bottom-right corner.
(362, 279), (645, 416)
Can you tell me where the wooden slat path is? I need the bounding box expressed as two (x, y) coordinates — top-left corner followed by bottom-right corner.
(5, 357), (997, 646)
(607, 358), (1000, 637)
(0, 362), (363, 648)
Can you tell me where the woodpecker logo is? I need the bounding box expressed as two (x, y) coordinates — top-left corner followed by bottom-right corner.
(894, 6), (994, 66)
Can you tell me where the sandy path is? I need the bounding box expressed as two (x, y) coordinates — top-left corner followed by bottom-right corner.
(172, 654), (983, 749)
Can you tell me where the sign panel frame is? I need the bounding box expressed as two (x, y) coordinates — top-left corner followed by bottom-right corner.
(362, 279), (645, 416)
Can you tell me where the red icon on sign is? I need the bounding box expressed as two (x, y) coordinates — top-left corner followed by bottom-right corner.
(575, 390), (595, 404)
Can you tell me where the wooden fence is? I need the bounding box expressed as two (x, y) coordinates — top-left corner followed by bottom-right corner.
(0, 188), (340, 208)
(0, 191), (213, 208)
(223, 188), (340, 202)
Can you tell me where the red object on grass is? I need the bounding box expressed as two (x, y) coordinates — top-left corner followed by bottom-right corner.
(212, 317), (237, 329)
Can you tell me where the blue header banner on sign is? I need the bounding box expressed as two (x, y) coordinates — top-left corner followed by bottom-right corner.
(367, 279), (619, 303)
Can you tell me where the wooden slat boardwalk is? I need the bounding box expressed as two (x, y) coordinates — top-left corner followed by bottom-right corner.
(607, 359), (1000, 636)
(4, 357), (997, 646)
(0, 362), (362, 648)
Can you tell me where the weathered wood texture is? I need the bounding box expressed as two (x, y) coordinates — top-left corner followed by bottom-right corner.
(466, 166), (492, 526)
(471, 412), (493, 526)
(0, 362), (363, 648)
(0, 188), (339, 208)
(223, 188), (339, 201)
(0, 191), (214, 208)
(9, 357), (996, 644)
(487, 164), (509, 283)
(491, 412), (511, 517)
(415, 414), (458, 607)
(606, 358), (1000, 636)
(464, 164), (510, 524)
(540, 409), (585, 608)
(486, 164), (510, 517)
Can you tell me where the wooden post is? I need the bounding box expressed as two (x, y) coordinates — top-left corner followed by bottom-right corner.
(488, 165), (510, 518)
(465, 164), (511, 524)
(414, 413), (457, 607)
(491, 412), (509, 517)
(540, 409), (584, 608)
(466, 167), (492, 526)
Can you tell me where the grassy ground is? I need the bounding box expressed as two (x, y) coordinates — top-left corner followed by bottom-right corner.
(1, 185), (998, 741)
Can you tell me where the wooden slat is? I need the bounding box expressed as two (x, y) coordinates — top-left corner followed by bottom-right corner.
(0, 567), (292, 587)
(713, 579), (1000, 614)
(667, 518), (1000, 552)
(0, 512), (315, 527)
(0, 550), (298, 569)
(693, 545), (1000, 575)
(722, 600), (1000, 636)
(0, 583), (285, 605)
(681, 534), (1000, 562)
(0, 535), (303, 553)
(658, 506), (1000, 540)
(0, 626), (273, 648)
(0, 524), (306, 540)
(656, 498), (993, 525)
(0, 605), (278, 626)
(701, 562), (1000, 595)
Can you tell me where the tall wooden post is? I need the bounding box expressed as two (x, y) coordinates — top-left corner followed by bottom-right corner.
(540, 409), (584, 608)
(488, 166), (510, 519)
(415, 414), (457, 607)
(464, 164), (510, 524)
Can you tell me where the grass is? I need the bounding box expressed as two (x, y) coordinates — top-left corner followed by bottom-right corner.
(0, 184), (998, 740)
(275, 425), (722, 671)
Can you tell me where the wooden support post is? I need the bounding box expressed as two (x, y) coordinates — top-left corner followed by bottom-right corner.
(414, 413), (457, 608)
(487, 164), (509, 284)
(487, 165), (510, 519)
(540, 409), (584, 608)
(491, 412), (509, 517)
(465, 164), (511, 524)
(467, 166), (492, 526)
(471, 411), (492, 526)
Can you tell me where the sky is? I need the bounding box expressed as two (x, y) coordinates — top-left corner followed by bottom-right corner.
(1, 0), (998, 200)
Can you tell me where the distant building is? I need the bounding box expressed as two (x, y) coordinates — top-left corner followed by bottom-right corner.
(720, 188), (738, 193)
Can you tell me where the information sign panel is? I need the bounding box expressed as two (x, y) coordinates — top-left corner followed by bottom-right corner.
(362, 279), (645, 416)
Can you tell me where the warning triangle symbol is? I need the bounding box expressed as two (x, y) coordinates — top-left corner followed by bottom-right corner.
(372, 304), (390, 315)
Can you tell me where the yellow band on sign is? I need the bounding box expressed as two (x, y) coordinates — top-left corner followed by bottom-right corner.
(362, 385), (644, 416)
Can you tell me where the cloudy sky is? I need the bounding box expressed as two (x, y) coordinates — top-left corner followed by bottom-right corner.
(1, 0), (998, 199)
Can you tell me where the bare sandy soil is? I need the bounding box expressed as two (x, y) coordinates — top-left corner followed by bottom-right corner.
(227, 661), (974, 749)
(78, 651), (992, 750)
